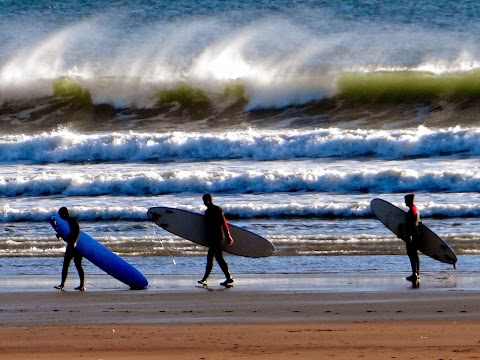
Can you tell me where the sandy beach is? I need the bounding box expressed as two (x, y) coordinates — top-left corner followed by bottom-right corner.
(1, 273), (480, 359)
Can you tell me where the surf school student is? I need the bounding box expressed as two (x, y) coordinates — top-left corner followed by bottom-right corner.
(198, 194), (235, 286)
(404, 194), (420, 282)
(53, 207), (85, 291)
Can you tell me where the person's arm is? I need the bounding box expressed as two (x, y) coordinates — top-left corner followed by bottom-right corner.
(222, 213), (233, 245)
(66, 219), (80, 246)
(406, 207), (420, 243)
(412, 209), (420, 242)
(49, 218), (62, 240)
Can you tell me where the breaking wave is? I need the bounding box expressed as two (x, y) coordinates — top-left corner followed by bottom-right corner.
(0, 126), (479, 164)
(2, 200), (480, 223)
(1, 167), (480, 198)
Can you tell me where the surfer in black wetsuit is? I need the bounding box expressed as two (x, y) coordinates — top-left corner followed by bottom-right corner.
(54, 207), (85, 291)
(198, 194), (234, 286)
(404, 194), (420, 282)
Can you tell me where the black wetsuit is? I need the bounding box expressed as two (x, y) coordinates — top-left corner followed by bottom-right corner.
(60, 217), (84, 286)
(405, 205), (420, 275)
(202, 204), (231, 280)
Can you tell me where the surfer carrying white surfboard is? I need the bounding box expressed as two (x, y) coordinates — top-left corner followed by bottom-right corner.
(198, 194), (235, 287)
(52, 207), (85, 291)
(404, 194), (420, 282)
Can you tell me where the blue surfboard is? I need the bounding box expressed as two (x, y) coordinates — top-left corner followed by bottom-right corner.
(50, 215), (148, 289)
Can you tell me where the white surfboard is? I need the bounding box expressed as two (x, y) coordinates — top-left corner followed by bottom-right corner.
(147, 207), (274, 258)
(370, 198), (457, 266)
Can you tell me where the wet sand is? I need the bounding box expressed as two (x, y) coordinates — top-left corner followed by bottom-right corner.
(2, 321), (480, 360)
(1, 273), (480, 359)
(0, 271), (480, 360)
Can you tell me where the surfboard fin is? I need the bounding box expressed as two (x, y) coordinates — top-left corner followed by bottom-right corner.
(445, 255), (456, 266)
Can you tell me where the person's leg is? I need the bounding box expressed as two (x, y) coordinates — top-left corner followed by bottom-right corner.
(413, 250), (420, 276)
(406, 243), (419, 279)
(413, 238), (420, 276)
(73, 251), (85, 290)
(56, 247), (74, 289)
(215, 251), (232, 282)
(199, 247), (215, 283)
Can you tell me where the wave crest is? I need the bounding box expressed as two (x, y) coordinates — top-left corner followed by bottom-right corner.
(0, 127), (479, 164)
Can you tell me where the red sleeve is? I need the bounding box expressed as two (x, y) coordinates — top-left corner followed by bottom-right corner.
(221, 211), (230, 235)
(223, 215), (230, 232)
(412, 205), (419, 220)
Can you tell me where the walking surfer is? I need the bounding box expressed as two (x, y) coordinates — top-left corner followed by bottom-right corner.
(198, 194), (234, 287)
(52, 207), (85, 291)
(404, 194), (420, 283)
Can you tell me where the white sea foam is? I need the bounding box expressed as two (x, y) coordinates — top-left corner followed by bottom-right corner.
(0, 127), (479, 164)
(2, 198), (480, 223)
(2, 166), (480, 197)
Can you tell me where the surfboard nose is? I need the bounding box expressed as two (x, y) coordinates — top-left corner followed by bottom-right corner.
(148, 210), (161, 222)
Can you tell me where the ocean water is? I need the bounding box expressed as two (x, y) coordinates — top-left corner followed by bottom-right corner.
(1, 0), (480, 279)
